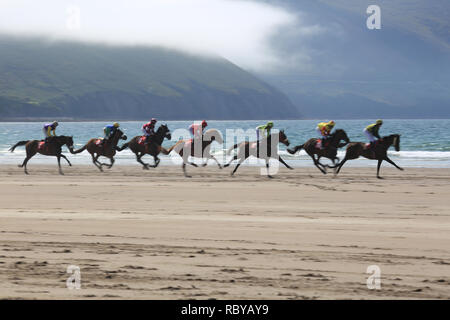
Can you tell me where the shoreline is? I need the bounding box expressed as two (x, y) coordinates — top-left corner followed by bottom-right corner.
(1, 166), (449, 299)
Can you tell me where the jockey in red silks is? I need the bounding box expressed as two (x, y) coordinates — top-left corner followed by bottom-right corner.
(189, 120), (207, 140)
(142, 118), (157, 144)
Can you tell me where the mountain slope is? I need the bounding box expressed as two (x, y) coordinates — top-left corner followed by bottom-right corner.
(0, 36), (299, 120)
(258, 0), (450, 118)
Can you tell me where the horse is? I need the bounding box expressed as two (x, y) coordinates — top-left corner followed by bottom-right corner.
(117, 124), (172, 169)
(335, 134), (403, 179)
(287, 129), (350, 174)
(162, 128), (223, 178)
(9, 136), (74, 175)
(224, 130), (292, 178)
(69, 128), (127, 171)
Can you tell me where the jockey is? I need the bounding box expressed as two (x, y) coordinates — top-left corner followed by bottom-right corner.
(256, 121), (274, 140)
(43, 121), (58, 142)
(316, 120), (335, 148)
(142, 118), (157, 144)
(364, 119), (383, 147)
(189, 120), (207, 139)
(102, 122), (120, 145)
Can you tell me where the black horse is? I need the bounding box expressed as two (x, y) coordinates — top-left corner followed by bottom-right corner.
(9, 136), (74, 175)
(335, 134), (403, 179)
(117, 124), (172, 169)
(287, 129), (350, 174)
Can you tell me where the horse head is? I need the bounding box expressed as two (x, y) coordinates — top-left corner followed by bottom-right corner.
(55, 135), (74, 148)
(384, 134), (401, 151)
(112, 129), (127, 144)
(158, 124), (172, 140)
(333, 129), (350, 147)
(203, 128), (223, 145)
(278, 130), (290, 146)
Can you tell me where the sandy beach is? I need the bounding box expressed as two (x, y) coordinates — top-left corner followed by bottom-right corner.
(0, 164), (449, 299)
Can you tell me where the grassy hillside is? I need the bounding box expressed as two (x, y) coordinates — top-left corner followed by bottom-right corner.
(0, 36), (299, 120)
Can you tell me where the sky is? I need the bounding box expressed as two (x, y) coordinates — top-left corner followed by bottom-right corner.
(0, 0), (321, 72)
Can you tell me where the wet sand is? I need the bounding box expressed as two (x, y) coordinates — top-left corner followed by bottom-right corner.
(0, 164), (449, 299)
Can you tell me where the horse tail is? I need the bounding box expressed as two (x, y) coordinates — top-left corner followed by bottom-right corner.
(227, 143), (240, 155)
(117, 142), (129, 152)
(9, 141), (29, 152)
(287, 144), (304, 155)
(70, 144), (87, 154)
(161, 143), (179, 155)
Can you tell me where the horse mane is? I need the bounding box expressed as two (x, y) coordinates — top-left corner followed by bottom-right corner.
(383, 134), (400, 140)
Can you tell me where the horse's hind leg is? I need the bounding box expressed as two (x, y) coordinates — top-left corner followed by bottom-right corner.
(278, 156), (293, 170)
(92, 154), (103, 172)
(20, 156), (32, 175)
(56, 155), (64, 175)
(136, 153), (149, 169)
(182, 162), (191, 178)
(265, 160), (273, 179)
(312, 155), (326, 174)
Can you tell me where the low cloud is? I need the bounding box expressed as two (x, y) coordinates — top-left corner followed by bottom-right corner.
(0, 0), (315, 72)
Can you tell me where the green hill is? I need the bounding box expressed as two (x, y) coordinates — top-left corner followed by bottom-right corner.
(0, 36), (299, 120)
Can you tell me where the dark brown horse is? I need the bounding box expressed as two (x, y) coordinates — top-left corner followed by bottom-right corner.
(287, 129), (350, 174)
(9, 136), (74, 175)
(163, 128), (223, 177)
(335, 134), (403, 179)
(117, 124), (171, 169)
(69, 129), (127, 171)
(224, 130), (292, 178)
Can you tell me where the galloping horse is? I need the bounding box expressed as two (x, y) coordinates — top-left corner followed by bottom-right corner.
(335, 134), (403, 179)
(69, 129), (127, 171)
(9, 136), (74, 175)
(117, 124), (172, 169)
(287, 129), (350, 174)
(224, 130), (292, 178)
(163, 128), (223, 177)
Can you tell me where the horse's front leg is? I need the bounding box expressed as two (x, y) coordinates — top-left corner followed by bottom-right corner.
(377, 159), (383, 179)
(209, 155), (222, 169)
(61, 154), (72, 166)
(278, 156), (293, 170)
(106, 157), (114, 169)
(153, 156), (160, 168)
(56, 155), (64, 175)
(384, 156), (404, 172)
(224, 155), (237, 168)
(265, 160), (273, 179)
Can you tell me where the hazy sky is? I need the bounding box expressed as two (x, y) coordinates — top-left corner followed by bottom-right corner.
(0, 0), (321, 72)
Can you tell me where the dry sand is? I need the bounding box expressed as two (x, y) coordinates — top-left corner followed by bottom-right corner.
(0, 164), (449, 299)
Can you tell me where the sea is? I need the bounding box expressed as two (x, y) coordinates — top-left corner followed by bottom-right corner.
(1, 119), (449, 168)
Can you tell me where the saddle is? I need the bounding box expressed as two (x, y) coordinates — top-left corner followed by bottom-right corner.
(364, 140), (379, 150)
(316, 139), (329, 150)
(138, 136), (147, 145)
(37, 141), (48, 152)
